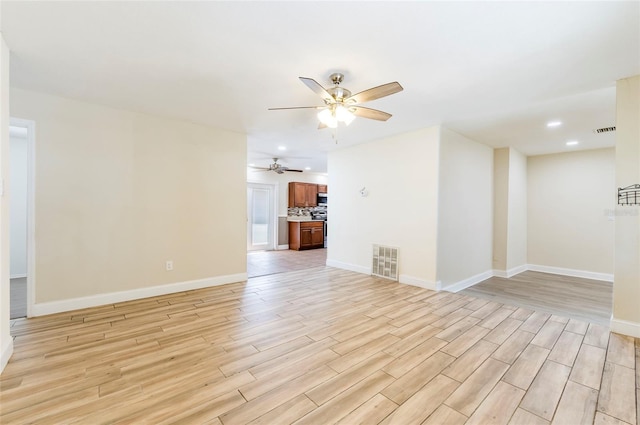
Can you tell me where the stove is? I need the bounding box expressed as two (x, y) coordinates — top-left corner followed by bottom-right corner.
(311, 211), (327, 220)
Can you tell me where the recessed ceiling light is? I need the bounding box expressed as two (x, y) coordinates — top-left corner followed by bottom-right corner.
(248, 163), (255, 167)
(547, 121), (562, 128)
(278, 146), (286, 151)
(566, 140), (579, 146)
(305, 166), (311, 170)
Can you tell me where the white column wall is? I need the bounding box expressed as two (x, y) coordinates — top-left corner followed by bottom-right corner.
(328, 127), (440, 288)
(1, 32), (13, 373)
(506, 148), (527, 271)
(612, 75), (640, 337)
(493, 148), (510, 272)
(437, 128), (494, 290)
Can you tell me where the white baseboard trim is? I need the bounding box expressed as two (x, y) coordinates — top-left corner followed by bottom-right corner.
(325, 259), (370, 275)
(325, 260), (443, 291)
(320, 260), (614, 294)
(493, 264), (528, 279)
(610, 317), (640, 338)
(10, 274), (27, 279)
(399, 274), (441, 291)
(527, 264), (613, 282)
(277, 244), (289, 250)
(1, 339), (13, 374)
(31, 273), (247, 317)
(445, 270), (494, 293)
(454, 264), (612, 293)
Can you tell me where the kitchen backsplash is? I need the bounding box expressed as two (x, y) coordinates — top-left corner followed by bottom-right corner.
(288, 206), (326, 216)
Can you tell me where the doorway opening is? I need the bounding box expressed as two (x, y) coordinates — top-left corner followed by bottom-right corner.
(9, 118), (35, 319)
(245, 179), (328, 278)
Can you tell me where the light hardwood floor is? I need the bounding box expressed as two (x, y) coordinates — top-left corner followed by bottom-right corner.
(247, 249), (327, 278)
(460, 271), (613, 326)
(1, 267), (638, 424)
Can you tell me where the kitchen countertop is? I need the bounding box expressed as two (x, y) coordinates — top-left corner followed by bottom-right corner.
(287, 217), (325, 222)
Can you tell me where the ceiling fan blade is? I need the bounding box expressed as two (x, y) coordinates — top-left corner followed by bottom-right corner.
(351, 106), (393, 121)
(248, 166), (270, 170)
(268, 106), (324, 110)
(285, 169), (304, 173)
(299, 77), (335, 104)
(345, 82), (403, 104)
(318, 122), (328, 130)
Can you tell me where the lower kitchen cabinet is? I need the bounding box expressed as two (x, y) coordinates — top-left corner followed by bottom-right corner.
(289, 221), (324, 250)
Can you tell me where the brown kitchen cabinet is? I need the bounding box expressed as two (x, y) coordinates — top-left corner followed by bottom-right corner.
(317, 184), (328, 193)
(288, 182), (318, 207)
(289, 221), (324, 250)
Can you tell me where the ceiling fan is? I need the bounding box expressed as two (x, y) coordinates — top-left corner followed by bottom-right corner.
(269, 73), (403, 129)
(250, 158), (303, 174)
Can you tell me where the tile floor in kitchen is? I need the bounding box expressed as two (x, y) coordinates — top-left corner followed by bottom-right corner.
(247, 248), (327, 278)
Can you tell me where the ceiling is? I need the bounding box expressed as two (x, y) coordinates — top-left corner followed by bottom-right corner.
(1, 1), (638, 173)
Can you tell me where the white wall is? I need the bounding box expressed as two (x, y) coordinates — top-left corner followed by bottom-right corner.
(437, 128), (494, 289)
(246, 168), (327, 216)
(506, 148), (527, 270)
(328, 127), (440, 287)
(10, 88), (247, 311)
(613, 75), (640, 337)
(493, 148), (509, 271)
(1, 32), (13, 373)
(528, 148), (615, 275)
(9, 133), (27, 277)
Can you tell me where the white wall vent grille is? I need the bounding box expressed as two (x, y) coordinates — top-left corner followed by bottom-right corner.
(372, 244), (399, 281)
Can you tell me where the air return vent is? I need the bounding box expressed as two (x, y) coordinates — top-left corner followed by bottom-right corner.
(372, 244), (399, 281)
(593, 126), (616, 134)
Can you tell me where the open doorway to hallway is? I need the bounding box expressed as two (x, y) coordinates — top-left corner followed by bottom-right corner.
(9, 119), (34, 319)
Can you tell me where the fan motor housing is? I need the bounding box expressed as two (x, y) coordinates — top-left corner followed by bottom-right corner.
(328, 86), (351, 101)
(329, 73), (344, 85)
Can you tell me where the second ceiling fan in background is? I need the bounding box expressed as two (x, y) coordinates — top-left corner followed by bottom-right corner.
(250, 158), (303, 174)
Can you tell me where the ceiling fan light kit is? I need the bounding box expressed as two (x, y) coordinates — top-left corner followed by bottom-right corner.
(336, 105), (356, 124)
(270, 72), (403, 132)
(317, 105), (355, 128)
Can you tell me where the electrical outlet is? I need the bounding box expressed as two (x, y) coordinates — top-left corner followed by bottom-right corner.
(166, 260), (173, 271)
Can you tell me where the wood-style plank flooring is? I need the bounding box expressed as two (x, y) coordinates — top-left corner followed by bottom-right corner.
(460, 271), (613, 326)
(1, 267), (638, 424)
(247, 249), (327, 278)
(10, 277), (27, 320)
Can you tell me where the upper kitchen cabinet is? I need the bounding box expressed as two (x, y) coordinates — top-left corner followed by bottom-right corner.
(288, 182), (318, 207)
(317, 184), (328, 193)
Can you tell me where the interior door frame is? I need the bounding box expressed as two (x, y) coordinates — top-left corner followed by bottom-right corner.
(10, 117), (36, 318)
(246, 181), (278, 251)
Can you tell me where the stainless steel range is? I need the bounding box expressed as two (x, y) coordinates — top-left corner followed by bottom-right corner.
(310, 211), (327, 220)
(310, 206), (327, 247)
